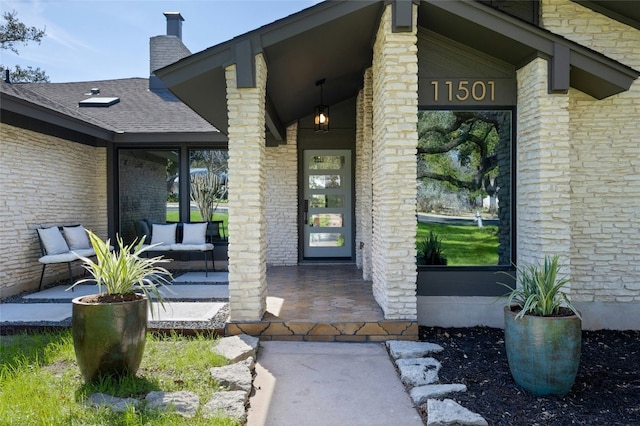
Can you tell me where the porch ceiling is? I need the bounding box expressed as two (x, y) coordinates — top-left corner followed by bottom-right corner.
(156, 0), (639, 142)
(156, 1), (383, 140)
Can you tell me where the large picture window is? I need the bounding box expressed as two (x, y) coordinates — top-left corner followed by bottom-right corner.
(188, 149), (228, 222)
(118, 148), (228, 244)
(416, 109), (513, 266)
(118, 149), (177, 243)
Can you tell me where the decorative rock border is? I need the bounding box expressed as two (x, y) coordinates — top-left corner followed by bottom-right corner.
(227, 319), (419, 342)
(386, 340), (488, 426)
(84, 334), (259, 423)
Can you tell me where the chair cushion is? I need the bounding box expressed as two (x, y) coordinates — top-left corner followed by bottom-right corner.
(150, 223), (177, 245)
(182, 222), (207, 245)
(142, 244), (173, 252)
(37, 226), (70, 255)
(39, 252), (79, 264)
(63, 225), (91, 250)
(171, 243), (214, 251)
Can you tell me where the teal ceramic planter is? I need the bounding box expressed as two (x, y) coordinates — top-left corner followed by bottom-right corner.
(504, 306), (582, 396)
(72, 294), (148, 382)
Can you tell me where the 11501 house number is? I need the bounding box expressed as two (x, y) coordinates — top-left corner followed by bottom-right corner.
(431, 80), (496, 102)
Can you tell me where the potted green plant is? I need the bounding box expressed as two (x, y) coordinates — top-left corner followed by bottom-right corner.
(68, 230), (172, 382)
(417, 231), (447, 265)
(499, 255), (582, 396)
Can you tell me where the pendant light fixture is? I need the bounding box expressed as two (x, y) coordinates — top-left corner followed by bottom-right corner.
(314, 78), (329, 132)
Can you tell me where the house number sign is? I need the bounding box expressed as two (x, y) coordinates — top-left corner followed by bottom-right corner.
(420, 78), (516, 106)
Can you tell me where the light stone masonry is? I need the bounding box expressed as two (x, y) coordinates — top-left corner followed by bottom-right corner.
(226, 54), (268, 321)
(516, 58), (571, 284)
(355, 67), (374, 280)
(542, 0), (640, 304)
(0, 124), (108, 297)
(265, 123), (298, 266)
(371, 4), (418, 320)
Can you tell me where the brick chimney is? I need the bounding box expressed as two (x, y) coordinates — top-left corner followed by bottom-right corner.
(149, 12), (191, 90)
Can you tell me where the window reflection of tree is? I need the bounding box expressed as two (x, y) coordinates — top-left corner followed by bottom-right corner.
(417, 110), (512, 265)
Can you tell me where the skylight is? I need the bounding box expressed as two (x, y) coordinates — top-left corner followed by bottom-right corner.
(79, 97), (120, 107)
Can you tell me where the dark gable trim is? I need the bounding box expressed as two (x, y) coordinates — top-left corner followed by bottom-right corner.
(425, 0), (639, 99)
(477, 0), (539, 26)
(156, 0), (381, 88)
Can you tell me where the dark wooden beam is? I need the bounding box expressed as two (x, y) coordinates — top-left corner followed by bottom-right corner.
(235, 39), (255, 88)
(392, 0), (415, 32)
(549, 43), (570, 93)
(265, 95), (285, 145)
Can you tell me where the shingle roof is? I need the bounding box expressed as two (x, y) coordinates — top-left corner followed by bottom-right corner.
(1, 78), (219, 136)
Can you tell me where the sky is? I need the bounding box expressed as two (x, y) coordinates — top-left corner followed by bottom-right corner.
(0, 0), (323, 83)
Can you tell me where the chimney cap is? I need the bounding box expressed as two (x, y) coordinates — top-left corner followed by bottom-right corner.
(163, 12), (184, 21)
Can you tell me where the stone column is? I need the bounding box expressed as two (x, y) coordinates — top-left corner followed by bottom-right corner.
(371, 4), (418, 320)
(266, 123), (298, 265)
(355, 67), (374, 280)
(516, 57), (571, 273)
(225, 54), (268, 321)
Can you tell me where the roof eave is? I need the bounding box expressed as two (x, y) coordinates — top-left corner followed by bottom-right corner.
(1, 92), (115, 144)
(113, 131), (228, 144)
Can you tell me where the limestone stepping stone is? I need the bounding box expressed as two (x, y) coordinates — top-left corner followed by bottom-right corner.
(396, 357), (441, 387)
(410, 384), (467, 405)
(203, 390), (248, 423)
(212, 334), (259, 363)
(86, 393), (140, 413)
(145, 391), (200, 418)
(387, 340), (444, 360)
(210, 357), (254, 392)
(427, 398), (488, 426)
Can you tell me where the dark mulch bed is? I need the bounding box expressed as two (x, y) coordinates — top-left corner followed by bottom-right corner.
(419, 327), (640, 426)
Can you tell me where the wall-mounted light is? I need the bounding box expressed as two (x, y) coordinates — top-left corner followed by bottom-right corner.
(314, 78), (329, 132)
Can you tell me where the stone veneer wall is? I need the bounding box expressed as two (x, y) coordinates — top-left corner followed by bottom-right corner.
(371, 4), (418, 319)
(265, 123), (298, 265)
(542, 0), (640, 305)
(0, 123), (108, 297)
(355, 68), (374, 280)
(118, 151), (168, 242)
(516, 58), (571, 271)
(225, 54), (268, 321)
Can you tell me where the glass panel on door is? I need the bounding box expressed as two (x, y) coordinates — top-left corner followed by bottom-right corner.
(303, 150), (352, 258)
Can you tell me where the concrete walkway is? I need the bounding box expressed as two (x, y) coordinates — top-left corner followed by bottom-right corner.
(247, 341), (423, 426)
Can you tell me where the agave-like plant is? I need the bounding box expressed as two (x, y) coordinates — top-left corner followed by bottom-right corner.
(499, 255), (581, 320)
(68, 230), (173, 308)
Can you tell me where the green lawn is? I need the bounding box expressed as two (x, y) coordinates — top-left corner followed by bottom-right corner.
(0, 331), (239, 425)
(417, 222), (499, 266)
(166, 211), (229, 237)
(163, 211), (496, 265)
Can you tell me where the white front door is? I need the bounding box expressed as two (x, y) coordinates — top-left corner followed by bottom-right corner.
(303, 150), (352, 258)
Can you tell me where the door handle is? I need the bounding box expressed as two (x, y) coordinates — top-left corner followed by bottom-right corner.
(304, 200), (308, 225)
